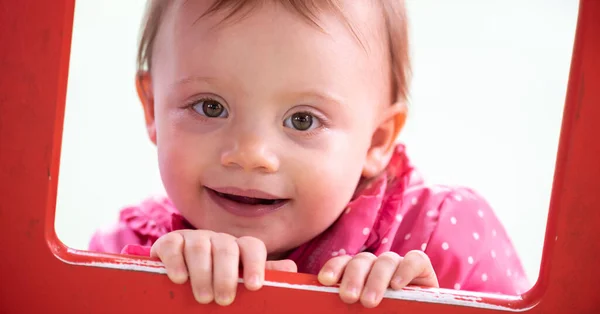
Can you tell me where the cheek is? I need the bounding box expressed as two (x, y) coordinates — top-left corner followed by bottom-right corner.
(156, 131), (189, 195)
(291, 133), (370, 225)
(155, 114), (207, 198)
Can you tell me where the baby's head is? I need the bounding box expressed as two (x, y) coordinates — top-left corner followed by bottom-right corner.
(135, 0), (410, 257)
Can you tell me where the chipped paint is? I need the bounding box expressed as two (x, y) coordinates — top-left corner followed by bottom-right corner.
(58, 254), (524, 312)
(258, 280), (522, 311)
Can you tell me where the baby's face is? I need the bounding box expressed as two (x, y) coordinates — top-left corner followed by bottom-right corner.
(147, 1), (393, 256)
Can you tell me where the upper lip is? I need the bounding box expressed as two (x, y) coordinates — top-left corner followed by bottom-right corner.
(206, 186), (286, 200)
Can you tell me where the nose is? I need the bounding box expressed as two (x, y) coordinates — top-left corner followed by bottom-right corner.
(220, 134), (280, 173)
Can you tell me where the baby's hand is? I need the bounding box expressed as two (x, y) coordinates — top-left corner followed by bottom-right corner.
(150, 230), (297, 306)
(318, 250), (439, 308)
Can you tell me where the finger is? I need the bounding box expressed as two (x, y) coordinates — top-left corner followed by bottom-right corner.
(182, 231), (214, 304)
(150, 232), (188, 284)
(211, 233), (240, 306)
(391, 250), (439, 290)
(360, 252), (402, 308)
(237, 236), (267, 291)
(339, 252), (377, 304)
(265, 259), (298, 273)
(317, 255), (353, 286)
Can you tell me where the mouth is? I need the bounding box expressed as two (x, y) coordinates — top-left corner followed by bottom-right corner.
(205, 186), (290, 217)
(209, 188), (287, 205)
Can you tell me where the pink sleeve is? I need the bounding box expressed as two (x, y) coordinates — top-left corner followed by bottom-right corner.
(88, 196), (185, 257)
(121, 244), (152, 256)
(424, 187), (531, 294)
(88, 222), (148, 255)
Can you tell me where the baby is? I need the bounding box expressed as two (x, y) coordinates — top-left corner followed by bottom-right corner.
(90, 0), (530, 308)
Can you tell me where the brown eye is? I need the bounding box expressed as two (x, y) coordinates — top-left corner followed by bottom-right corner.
(192, 99), (228, 118)
(284, 112), (320, 131)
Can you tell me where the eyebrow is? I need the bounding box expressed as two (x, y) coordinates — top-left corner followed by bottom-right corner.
(286, 89), (347, 109)
(172, 76), (219, 88)
(171, 75), (348, 111)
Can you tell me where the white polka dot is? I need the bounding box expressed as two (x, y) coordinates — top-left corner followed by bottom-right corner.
(345, 206), (351, 214)
(473, 232), (480, 240)
(411, 197), (418, 205)
(331, 251), (339, 257)
(454, 283), (461, 290)
(450, 217), (457, 224)
(442, 242), (449, 250)
(492, 229), (497, 237)
(478, 210), (484, 218)
(491, 250), (496, 258)
(339, 249), (346, 255)
(454, 194), (463, 201)
(426, 210), (436, 217)
(506, 269), (512, 277)
(505, 248), (512, 257)
(362, 228), (370, 236)
(516, 290), (521, 295)
(381, 237), (389, 244)
(404, 233), (411, 240)
(359, 246), (367, 252)
(395, 214), (403, 222)
(468, 256), (474, 264)
(421, 243), (427, 251)
(481, 273), (488, 282)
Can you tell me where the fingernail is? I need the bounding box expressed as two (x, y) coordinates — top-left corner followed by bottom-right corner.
(346, 286), (359, 299)
(215, 293), (234, 306)
(176, 265), (188, 274)
(195, 290), (213, 304)
(363, 289), (377, 303)
(247, 275), (260, 289)
(174, 268), (188, 282)
(319, 270), (335, 283)
(392, 277), (403, 288)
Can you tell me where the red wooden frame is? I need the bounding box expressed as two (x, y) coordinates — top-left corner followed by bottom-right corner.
(1, 0), (599, 313)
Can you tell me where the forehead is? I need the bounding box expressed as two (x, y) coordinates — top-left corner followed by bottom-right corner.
(155, 0), (388, 62)
(167, 0), (385, 43)
(152, 0), (391, 103)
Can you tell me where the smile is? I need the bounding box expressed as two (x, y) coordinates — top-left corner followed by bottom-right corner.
(205, 186), (290, 218)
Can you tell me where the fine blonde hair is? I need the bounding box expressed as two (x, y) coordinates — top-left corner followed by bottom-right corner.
(136, 0), (411, 102)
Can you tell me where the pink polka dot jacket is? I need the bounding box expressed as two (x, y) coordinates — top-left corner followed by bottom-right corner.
(89, 144), (530, 294)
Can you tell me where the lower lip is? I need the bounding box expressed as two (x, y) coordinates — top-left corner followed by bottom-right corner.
(206, 188), (289, 218)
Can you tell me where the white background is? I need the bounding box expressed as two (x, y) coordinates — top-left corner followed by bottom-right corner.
(55, 0), (579, 287)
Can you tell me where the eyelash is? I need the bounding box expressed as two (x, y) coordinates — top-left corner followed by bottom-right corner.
(284, 110), (330, 136)
(185, 97), (228, 119)
(183, 97), (330, 135)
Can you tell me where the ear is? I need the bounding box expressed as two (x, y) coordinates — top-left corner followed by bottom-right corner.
(362, 102), (407, 178)
(136, 71), (157, 145)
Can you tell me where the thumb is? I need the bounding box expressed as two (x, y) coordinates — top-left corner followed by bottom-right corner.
(266, 259), (298, 273)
